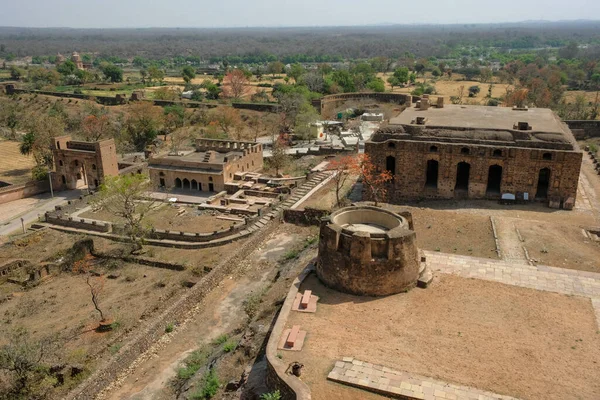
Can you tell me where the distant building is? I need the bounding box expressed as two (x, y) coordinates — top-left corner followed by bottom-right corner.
(55, 52), (87, 70)
(148, 139), (263, 193)
(51, 136), (119, 191)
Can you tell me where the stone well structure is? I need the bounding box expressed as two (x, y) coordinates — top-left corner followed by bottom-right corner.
(317, 206), (427, 296)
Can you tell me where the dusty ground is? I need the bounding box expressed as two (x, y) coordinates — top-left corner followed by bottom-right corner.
(377, 73), (513, 105)
(0, 139), (36, 186)
(300, 174), (359, 211)
(80, 204), (237, 234)
(105, 223), (319, 400)
(285, 273), (600, 400)
(401, 206), (497, 259)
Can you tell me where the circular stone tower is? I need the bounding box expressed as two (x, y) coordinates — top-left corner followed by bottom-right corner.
(317, 206), (422, 296)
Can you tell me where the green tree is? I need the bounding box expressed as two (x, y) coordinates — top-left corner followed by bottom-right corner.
(367, 78), (385, 92)
(147, 65), (165, 84)
(392, 67), (409, 84)
(100, 63), (123, 83)
(181, 66), (196, 84)
(287, 63), (305, 83)
(9, 65), (25, 81)
(124, 102), (163, 151)
(56, 60), (77, 76)
(91, 174), (157, 253)
(331, 70), (356, 92)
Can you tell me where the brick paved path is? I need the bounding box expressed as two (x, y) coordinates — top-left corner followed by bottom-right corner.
(328, 358), (519, 400)
(425, 251), (600, 299)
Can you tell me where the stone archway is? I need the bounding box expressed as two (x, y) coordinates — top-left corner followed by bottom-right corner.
(455, 162), (470, 192)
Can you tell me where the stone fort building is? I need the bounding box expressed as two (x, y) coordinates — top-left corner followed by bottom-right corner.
(365, 103), (582, 209)
(51, 136), (119, 191)
(148, 138), (263, 193)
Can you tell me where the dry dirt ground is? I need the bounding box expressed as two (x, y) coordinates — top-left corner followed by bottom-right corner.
(377, 72), (514, 105)
(0, 226), (245, 395)
(80, 204), (237, 234)
(0, 139), (36, 186)
(285, 273), (600, 400)
(104, 223), (319, 400)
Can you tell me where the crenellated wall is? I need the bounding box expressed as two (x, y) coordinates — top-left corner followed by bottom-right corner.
(317, 206), (420, 296)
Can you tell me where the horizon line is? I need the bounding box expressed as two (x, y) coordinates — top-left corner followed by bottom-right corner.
(1, 19), (600, 30)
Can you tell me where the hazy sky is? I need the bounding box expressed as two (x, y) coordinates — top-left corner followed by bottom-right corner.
(2, 0), (600, 28)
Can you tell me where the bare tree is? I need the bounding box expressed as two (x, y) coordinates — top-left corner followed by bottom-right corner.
(328, 155), (359, 207)
(269, 138), (290, 177)
(222, 69), (249, 100)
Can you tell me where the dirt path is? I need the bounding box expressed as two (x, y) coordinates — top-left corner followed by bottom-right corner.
(106, 230), (304, 400)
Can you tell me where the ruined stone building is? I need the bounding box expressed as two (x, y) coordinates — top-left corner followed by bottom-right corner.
(148, 139), (263, 193)
(365, 103), (582, 209)
(51, 136), (119, 191)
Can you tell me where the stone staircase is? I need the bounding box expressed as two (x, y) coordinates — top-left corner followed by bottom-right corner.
(236, 171), (332, 237)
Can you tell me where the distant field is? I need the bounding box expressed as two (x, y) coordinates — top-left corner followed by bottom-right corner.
(0, 140), (35, 186)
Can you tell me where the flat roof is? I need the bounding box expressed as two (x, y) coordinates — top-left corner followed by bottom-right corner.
(153, 150), (244, 163)
(391, 104), (568, 135)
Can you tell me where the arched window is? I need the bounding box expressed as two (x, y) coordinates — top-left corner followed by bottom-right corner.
(492, 149), (502, 157)
(59, 160), (63, 166)
(209, 177), (213, 182)
(94, 179), (99, 187)
(91, 164), (97, 171)
(159, 171), (165, 176)
(74, 160), (79, 166)
(388, 142), (396, 149)
(61, 175), (66, 184)
(542, 152), (552, 160)
(461, 147), (470, 155)
(429, 145), (438, 153)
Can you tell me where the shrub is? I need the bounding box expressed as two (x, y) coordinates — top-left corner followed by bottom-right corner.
(165, 323), (175, 333)
(190, 369), (220, 399)
(176, 349), (207, 380)
(261, 390), (282, 400)
(109, 343), (122, 355)
(487, 98), (500, 106)
(468, 85), (481, 97)
(222, 340), (237, 353)
(283, 250), (298, 260)
(213, 334), (229, 345)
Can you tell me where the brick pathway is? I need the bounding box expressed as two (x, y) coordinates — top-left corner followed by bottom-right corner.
(328, 358), (519, 400)
(425, 251), (600, 299)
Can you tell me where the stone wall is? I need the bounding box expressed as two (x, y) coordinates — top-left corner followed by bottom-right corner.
(565, 120), (600, 139)
(318, 92), (414, 115)
(317, 206), (420, 296)
(365, 138), (582, 204)
(283, 207), (329, 226)
(265, 266), (314, 400)
(44, 214), (111, 233)
(0, 180), (49, 205)
(144, 223), (247, 243)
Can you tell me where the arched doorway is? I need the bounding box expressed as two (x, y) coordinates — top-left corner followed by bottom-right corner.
(182, 179), (190, 189)
(536, 168), (551, 199)
(455, 162), (470, 192)
(191, 179), (198, 190)
(175, 178), (182, 189)
(486, 165), (503, 195)
(425, 160), (438, 188)
(386, 156), (396, 180)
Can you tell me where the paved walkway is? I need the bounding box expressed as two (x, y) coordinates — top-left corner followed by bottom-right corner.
(0, 189), (83, 237)
(424, 251), (600, 300)
(328, 358), (519, 400)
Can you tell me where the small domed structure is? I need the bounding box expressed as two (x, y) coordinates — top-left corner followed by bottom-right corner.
(317, 206), (429, 296)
